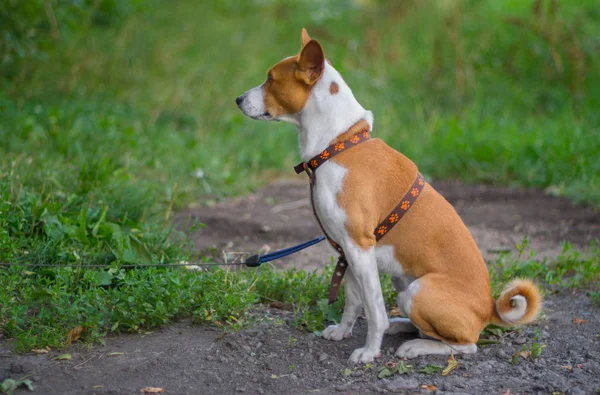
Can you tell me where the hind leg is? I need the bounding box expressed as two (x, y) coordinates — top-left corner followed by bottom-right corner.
(395, 275), (483, 358)
(386, 276), (418, 335)
(396, 339), (477, 358)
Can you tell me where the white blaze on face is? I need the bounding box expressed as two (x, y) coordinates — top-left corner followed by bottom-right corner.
(236, 84), (270, 120)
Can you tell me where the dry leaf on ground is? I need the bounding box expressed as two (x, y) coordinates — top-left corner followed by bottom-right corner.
(31, 347), (50, 354)
(141, 387), (163, 393)
(442, 353), (458, 376)
(389, 307), (403, 317)
(66, 325), (84, 345)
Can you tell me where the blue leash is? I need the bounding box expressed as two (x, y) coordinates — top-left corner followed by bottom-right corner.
(0, 236), (327, 269)
(243, 236), (326, 267)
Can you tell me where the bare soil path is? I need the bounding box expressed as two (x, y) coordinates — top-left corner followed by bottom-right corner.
(2, 179), (599, 394)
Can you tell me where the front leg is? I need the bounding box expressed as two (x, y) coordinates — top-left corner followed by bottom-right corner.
(346, 245), (389, 363)
(322, 266), (362, 341)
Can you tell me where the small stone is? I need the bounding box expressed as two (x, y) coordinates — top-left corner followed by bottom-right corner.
(385, 377), (419, 392)
(496, 350), (509, 359)
(241, 344), (252, 353)
(258, 388), (265, 395)
(10, 363), (25, 374)
(513, 337), (527, 345)
(205, 355), (215, 362)
(319, 352), (329, 362)
(568, 388), (586, 395)
(235, 387), (246, 392)
(244, 329), (260, 337)
(305, 333), (316, 342)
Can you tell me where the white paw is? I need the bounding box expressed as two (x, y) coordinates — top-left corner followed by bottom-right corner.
(321, 324), (349, 341)
(349, 347), (381, 363)
(395, 339), (476, 358)
(395, 341), (425, 359)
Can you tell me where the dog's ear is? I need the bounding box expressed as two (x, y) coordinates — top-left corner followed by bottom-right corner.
(301, 28), (311, 48)
(296, 39), (325, 85)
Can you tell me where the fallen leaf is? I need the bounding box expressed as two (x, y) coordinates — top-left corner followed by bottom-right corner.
(269, 301), (284, 309)
(54, 353), (72, 361)
(421, 384), (436, 391)
(560, 365), (573, 371)
(396, 361), (413, 374)
(31, 347), (50, 354)
(442, 353), (458, 376)
(518, 350), (531, 359)
(377, 367), (393, 379)
(501, 390), (512, 395)
(1, 378), (34, 393)
(271, 374), (278, 379)
(19, 380), (33, 391)
(576, 364), (583, 369)
(108, 352), (124, 356)
(92, 385), (104, 389)
(66, 325), (84, 345)
(572, 318), (588, 325)
(140, 387), (163, 393)
(389, 307), (402, 317)
(384, 361), (397, 369)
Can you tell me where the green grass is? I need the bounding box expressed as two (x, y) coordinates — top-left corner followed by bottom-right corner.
(1, 0), (600, 351)
(1, 243), (598, 351)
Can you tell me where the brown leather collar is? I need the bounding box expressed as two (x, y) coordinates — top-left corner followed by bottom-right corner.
(295, 120), (425, 304)
(294, 120), (371, 176)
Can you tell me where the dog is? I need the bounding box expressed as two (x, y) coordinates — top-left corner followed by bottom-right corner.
(236, 28), (541, 363)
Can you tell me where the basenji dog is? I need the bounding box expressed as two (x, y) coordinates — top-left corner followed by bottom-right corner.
(236, 28), (541, 363)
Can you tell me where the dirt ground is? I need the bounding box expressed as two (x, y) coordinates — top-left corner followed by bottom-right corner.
(2, 179), (599, 394)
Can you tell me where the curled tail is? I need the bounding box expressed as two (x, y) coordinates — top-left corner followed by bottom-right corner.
(490, 279), (542, 326)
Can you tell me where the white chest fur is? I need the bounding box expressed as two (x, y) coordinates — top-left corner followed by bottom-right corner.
(312, 161), (349, 246)
(311, 161), (405, 278)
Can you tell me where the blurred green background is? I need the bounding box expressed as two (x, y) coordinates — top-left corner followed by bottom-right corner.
(1, 0), (599, 266)
(1, 0), (600, 352)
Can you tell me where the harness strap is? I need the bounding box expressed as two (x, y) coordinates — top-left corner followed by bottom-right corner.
(375, 172), (425, 241)
(296, 161), (349, 304)
(295, 124), (424, 304)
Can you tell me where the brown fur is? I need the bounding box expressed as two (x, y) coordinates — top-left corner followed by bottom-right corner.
(330, 82), (339, 95)
(332, 141), (499, 343)
(490, 279), (542, 326)
(261, 28), (542, 347)
(262, 40), (324, 118)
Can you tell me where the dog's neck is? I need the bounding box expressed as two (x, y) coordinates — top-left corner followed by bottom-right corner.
(296, 62), (373, 161)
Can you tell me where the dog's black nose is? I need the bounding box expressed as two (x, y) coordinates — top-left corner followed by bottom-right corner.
(235, 96), (243, 106)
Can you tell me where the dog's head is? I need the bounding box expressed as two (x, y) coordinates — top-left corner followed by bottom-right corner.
(236, 29), (326, 124)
